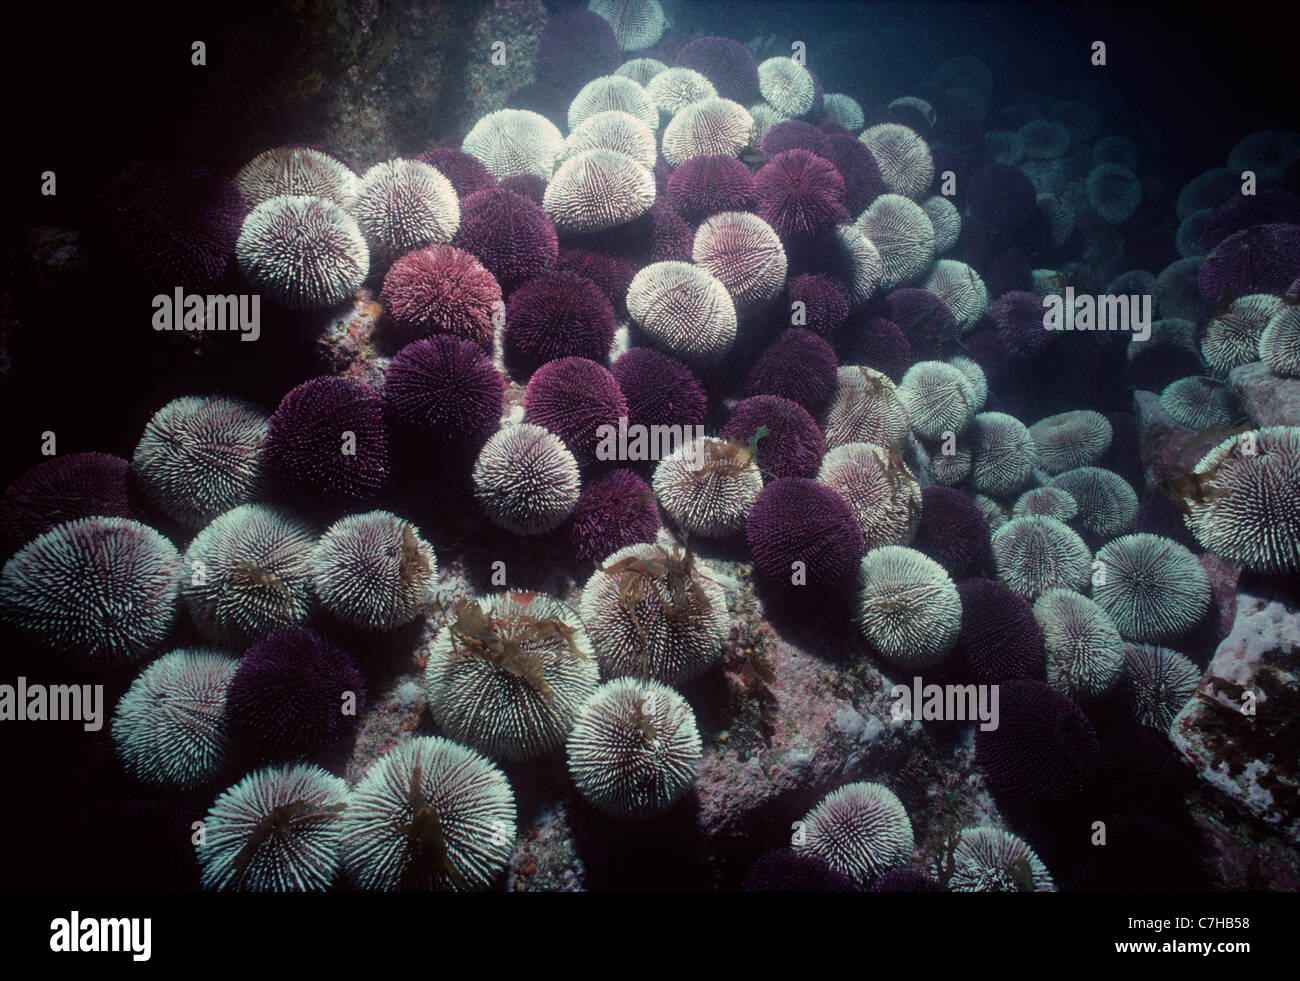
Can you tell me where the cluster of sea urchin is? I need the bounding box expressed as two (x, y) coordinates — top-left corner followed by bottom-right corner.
(31, 6), (1300, 897)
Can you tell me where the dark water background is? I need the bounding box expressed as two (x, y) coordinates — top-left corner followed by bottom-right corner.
(5, 0), (1296, 223)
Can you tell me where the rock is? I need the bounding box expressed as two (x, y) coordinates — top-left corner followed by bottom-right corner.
(1134, 387), (1196, 485)
(1187, 786), (1300, 890)
(196, 0), (548, 171)
(1202, 552), (1242, 638)
(316, 288), (389, 389)
(694, 634), (917, 853)
(1171, 589), (1300, 843)
(1229, 360), (1300, 428)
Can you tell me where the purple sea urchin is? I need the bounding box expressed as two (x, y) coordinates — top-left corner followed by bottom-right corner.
(951, 578), (1046, 684)
(746, 328), (838, 413)
(93, 161), (246, 294)
(503, 270), (617, 375)
(379, 245), (502, 350)
(538, 8), (621, 95)
(555, 247), (638, 310)
(745, 850), (856, 892)
(746, 477), (865, 592)
(453, 187), (558, 292)
(1198, 223), (1300, 306)
(762, 119), (830, 159)
(0, 453), (142, 559)
(674, 36), (760, 104)
(755, 149), (848, 242)
(382, 335), (504, 451)
(264, 377), (390, 510)
(784, 273), (851, 337)
(989, 289), (1052, 363)
(1201, 189), (1300, 252)
(882, 287), (959, 361)
(721, 395), (825, 480)
(523, 358), (628, 464)
(412, 146), (496, 197)
(967, 163), (1038, 234)
(975, 678), (1100, 801)
(567, 469), (661, 562)
(611, 347), (708, 431)
(667, 154), (756, 222)
(567, 677), (702, 819)
(226, 626), (366, 761)
(912, 485), (995, 582)
(822, 132), (884, 215)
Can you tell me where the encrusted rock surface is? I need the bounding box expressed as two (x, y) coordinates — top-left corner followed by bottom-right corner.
(1229, 360), (1300, 428)
(1172, 589), (1300, 844)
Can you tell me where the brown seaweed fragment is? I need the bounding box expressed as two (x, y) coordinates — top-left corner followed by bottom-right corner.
(444, 598), (587, 706)
(230, 798), (347, 887)
(398, 764), (470, 892)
